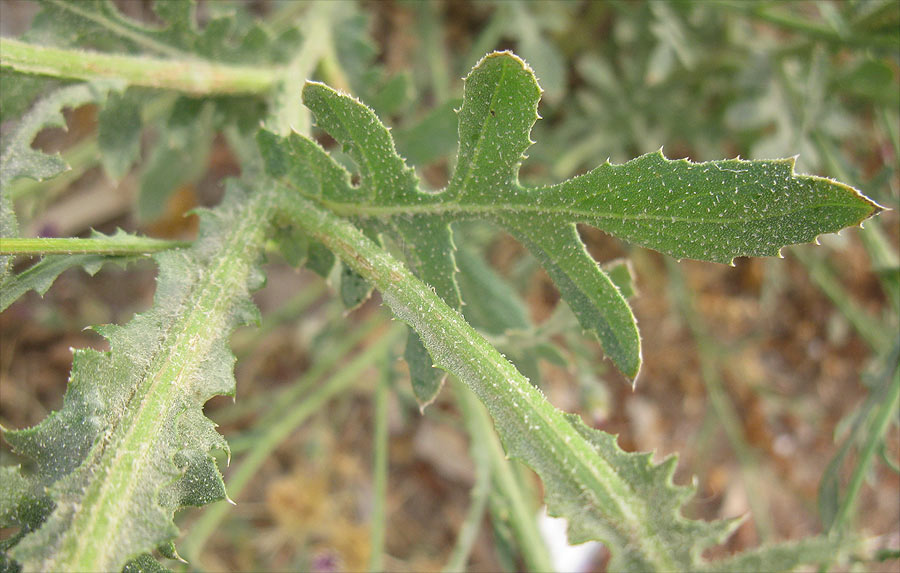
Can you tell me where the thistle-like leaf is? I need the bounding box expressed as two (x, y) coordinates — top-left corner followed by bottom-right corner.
(260, 51), (880, 384)
(7, 0), (301, 205)
(274, 178), (854, 572)
(0, 254), (125, 313)
(0, 182), (275, 571)
(262, 49), (882, 570)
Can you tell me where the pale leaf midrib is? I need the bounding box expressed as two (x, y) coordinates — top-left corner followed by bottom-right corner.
(56, 192), (271, 570)
(278, 177), (867, 227)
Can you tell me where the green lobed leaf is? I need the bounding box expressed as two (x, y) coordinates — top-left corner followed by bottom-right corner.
(273, 184), (850, 572)
(262, 48), (883, 571)
(0, 254), (124, 312)
(0, 182), (275, 571)
(695, 534), (857, 573)
(261, 51), (883, 383)
(260, 53), (639, 380)
(0, 229), (174, 312)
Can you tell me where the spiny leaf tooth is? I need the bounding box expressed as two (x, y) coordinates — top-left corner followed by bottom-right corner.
(158, 541), (187, 564)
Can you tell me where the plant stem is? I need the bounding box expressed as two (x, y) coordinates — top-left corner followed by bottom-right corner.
(443, 383), (493, 573)
(368, 355), (391, 572)
(452, 381), (554, 573)
(0, 235), (189, 256)
(278, 188), (687, 571)
(0, 38), (280, 96)
(830, 342), (900, 533)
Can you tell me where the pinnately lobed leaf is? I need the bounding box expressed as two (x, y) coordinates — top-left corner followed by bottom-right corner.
(259, 51), (881, 385)
(0, 182), (275, 571)
(273, 178), (854, 572)
(261, 50), (880, 571)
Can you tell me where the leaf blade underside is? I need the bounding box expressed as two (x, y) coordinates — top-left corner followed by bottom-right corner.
(263, 50), (881, 384)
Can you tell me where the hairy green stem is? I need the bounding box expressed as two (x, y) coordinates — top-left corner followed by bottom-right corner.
(277, 187), (681, 571)
(0, 38), (280, 95)
(0, 236), (189, 256)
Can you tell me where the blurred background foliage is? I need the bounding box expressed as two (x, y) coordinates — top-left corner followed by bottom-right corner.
(1, 1), (898, 571)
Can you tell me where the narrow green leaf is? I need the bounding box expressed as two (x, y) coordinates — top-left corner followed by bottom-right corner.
(539, 151), (883, 264)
